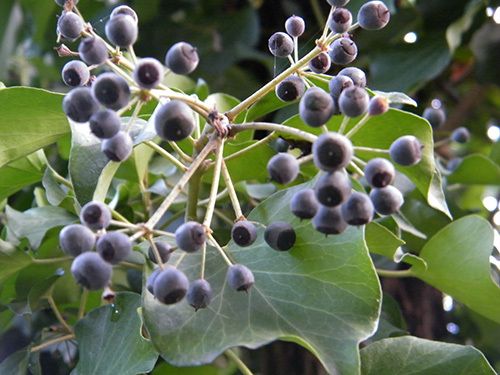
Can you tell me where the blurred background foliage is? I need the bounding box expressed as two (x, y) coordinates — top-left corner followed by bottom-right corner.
(0, 0), (499, 373)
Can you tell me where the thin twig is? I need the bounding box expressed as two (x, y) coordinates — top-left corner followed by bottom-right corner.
(345, 113), (371, 138)
(225, 349), (254, 375)
(221, 160), (244, 220)
(232, 122), (317, 143)
(203, 139), (225, 228)
(30, 334), (75, 353)
(47, 296), (73, 334)
(144, 141), (188, 171)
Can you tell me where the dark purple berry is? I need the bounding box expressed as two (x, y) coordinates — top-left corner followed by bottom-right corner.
(285, 15), (305, 37)
(57, 11), (83, 40)
(312, 206), (348, 235)
(309, 52), (331, 74)
(329, 37), (357, 65)
(231, 221), (257, 247)
(71, 252), (112, 290)
(341, 192), (374, 225)
(165, 42), (199, 75)
(368, 96), (389, 116)
(264, 221), (296, 251)
(329, 75), (354, 100)
(370, 186), (404, 215)
(133, 58), (164, 89)
(80, 201), (111, 230)
(59, 224), (95, 257)
(153, 266), (189, 304)
(146, 268), (162, 294)
(187, 279), (213, 310)
(338, 67), (366, 87)
(148, 241), (173, 264)
(290, 189), (319, 219)
(314, 171), (351, 207)
(338, 86), (369, 117)
(358, 1), (390, 30)
(451, 127), (470, 144)
(62, 60), (90, 87)
(328, 8), (352, 34)
(227, 264), (254, 292)
(96, 232), (132, 265)
(63, 87), (99, 123)
(101, 131), (133, 162)
(312, 132), (353, 172)
(105, 14), (138, 47)
(110, 5), (138, 24)
(154, 100), (195, 141)
(89, 109), (121, 139)
(364, 158), (395, 188)
(267, 153), (300, 185)
(92, 73), (131, 111)
(423, 107), (446, 129)
(275, 76), (306, 102)
(268, 32), (294, 58)
(299, 87), (335, 127)
(78, 37), (109, 65)
(389, 135), (423, 166)
(175, 221), (206, 252)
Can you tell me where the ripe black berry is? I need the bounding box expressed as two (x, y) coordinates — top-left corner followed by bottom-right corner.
(92, 73), (131, 111)
(96, 232), (132, 265)
(110, 5), (138, 24)
(314, 171), (351, 207)
(57, 11), (83, 40)
(264, 221), (296, 251)
(338, 86), (369, 117)
(165, 42), (199, 75)
(153, 266), (189, 304)
(364, 158), (395, 188)
(59, 224), (96, 257)
(285, 15), (305, 37)
(187, 279), (213, 310)
(329, 75), (354, 100)
(423, 107), (445, 129)
(368, 96), (389, 116)
(341, 192), (374, 225)
(329, 37), (358, 65)
(231, 221), (257, 247)
(370, 186), (404, 215)
(175, 221), (206, 252)
(451, 127), (470, 144)
(268, 32), (294, 58)
(62, 60), (90, 87)
(154, 100), (195, 141)
(227, 264), (255, 292)
(290, 189), (319, 219)
(309, 52), (331, 74)
(328, 8), (352, 34)
(105, 14), (138, 47)
(338, 67), (367, 87)
(312, 132), (353, 172)
(358, 1), (391, 30)
(89, 109), (121, 139)
(101, 131), (133, 162)
(267, 153), (299, 185)
(63, 87), (99, 123)
(80, 201), (111, 230)
(389, 135), (423, 166)
(275, 76), (306, 102)
(133, 58), (164, 89)
(299, 87), (335, 127)
(148, 241), (173, 264)
(71, 252), (112, 290)
(312, 206), (348, 235)
(78, 37), (109, 65)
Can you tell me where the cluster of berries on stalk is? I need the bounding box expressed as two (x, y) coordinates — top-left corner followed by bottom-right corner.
(55, 0), (437, 311)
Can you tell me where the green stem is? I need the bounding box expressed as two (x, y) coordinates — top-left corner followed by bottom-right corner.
(221, 160), (243, 220)
(125, 100), (144, 132)
(186, 169), (203, 222)
(203, 140), (224, 228)
(30, 334), (75, 353)
(232, 122), (317, 143)
(111, 209), (132, 224)
(32, 256), (72, 264)
(337, 116), (350, 134)
(151, 89), (210, 119)
(354, 146), (390, 154)
(207, 233), (233, 266)
(349, 161), (364, 176)
(78, 289), (88, 320)
(145, 139), (216, 229)
(225, 133), (276, 164)
(225, 349), (254, 375)
(352, 155), (367, 166)
(200, 242), (206, 279)
(144, 141), (187, 171)
(376, 268), (414, 278)
(48, 295), (73, 334)
(147, 234), (165, 270)
(345, 113), (371, 138)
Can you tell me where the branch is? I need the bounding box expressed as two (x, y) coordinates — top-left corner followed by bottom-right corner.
(203, 139), (225, 228)
(231, 122), (317, 143)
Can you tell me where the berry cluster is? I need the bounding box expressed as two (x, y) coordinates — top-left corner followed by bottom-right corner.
(54, 0), (431, 312)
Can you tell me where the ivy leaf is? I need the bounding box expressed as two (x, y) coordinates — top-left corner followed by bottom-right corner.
(74, 292), (158, 375)
(0, 152), (45, 201)
(143, 183), (381, 375)
(6, 206), (76, 248)
(0, 250), (32, 284)
(42, 168), (67, 206)
(447, 154), (500, 185)
(412, 216), (500, 323)
(365, 221), (405, 259)
(0, 87), (69, 168)
(360, 336), (496, 374)
(0, 349), (30, 374)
